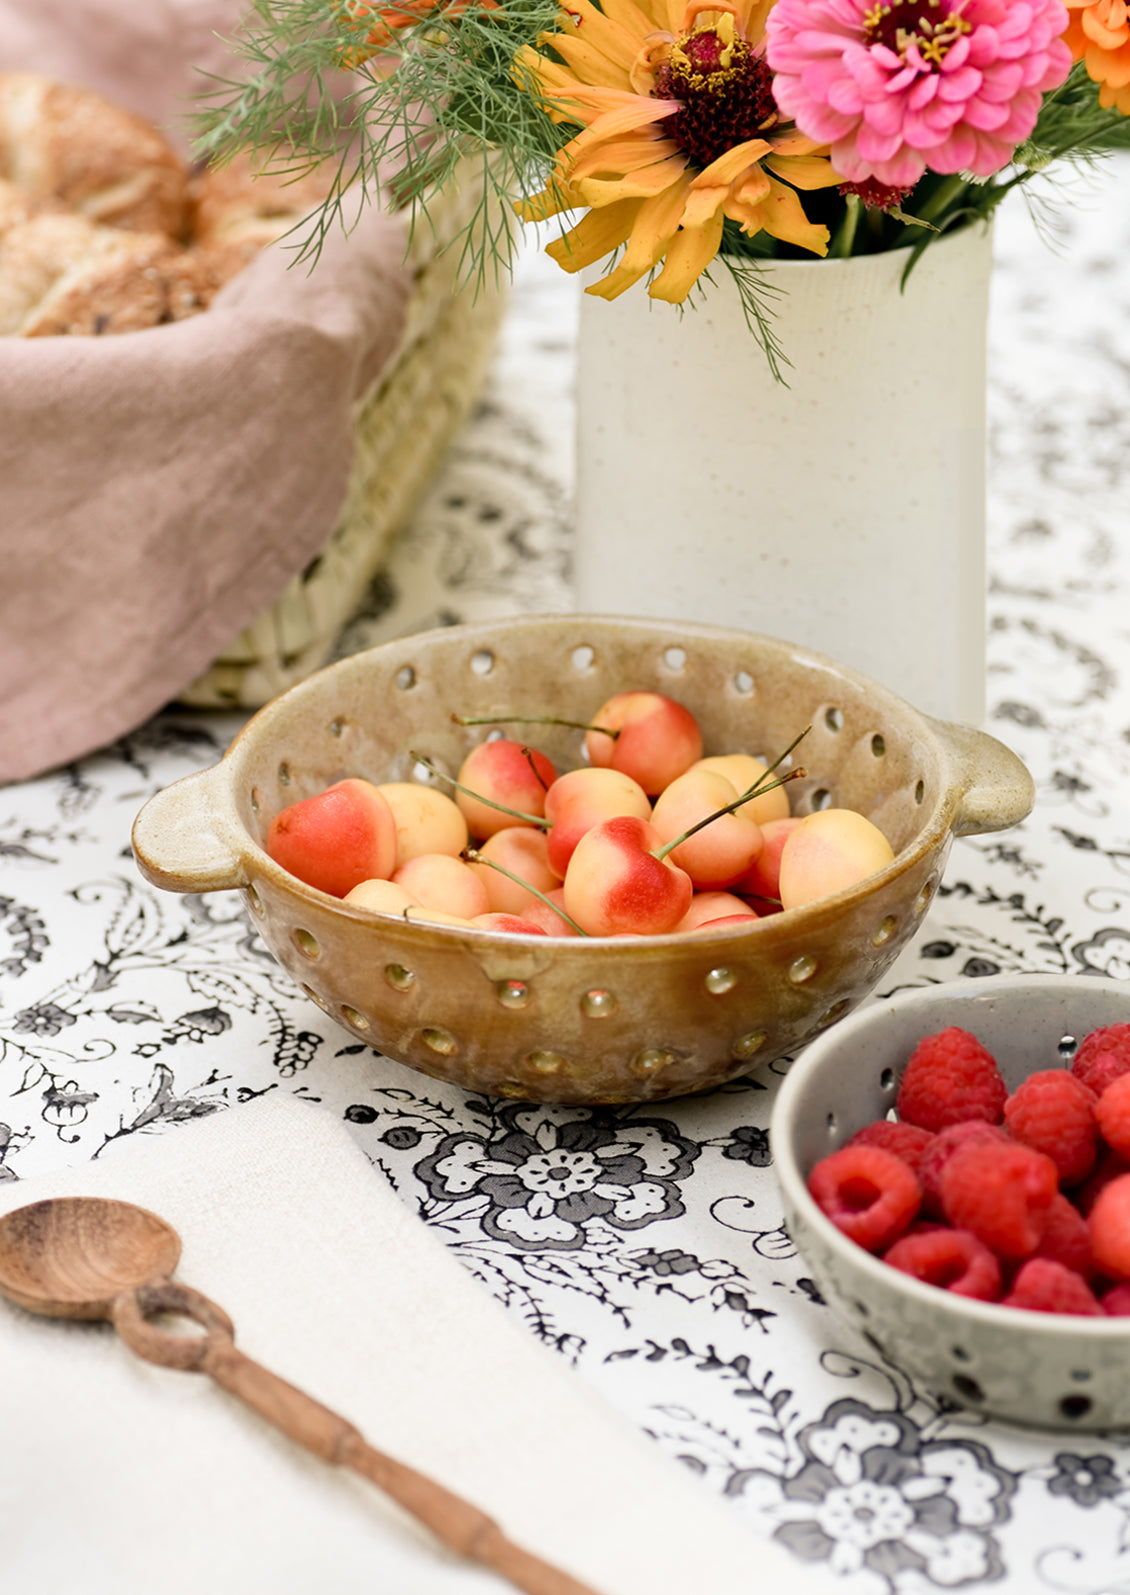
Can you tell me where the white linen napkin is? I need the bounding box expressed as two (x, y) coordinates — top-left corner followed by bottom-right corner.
(0, 1096), (820, 1595)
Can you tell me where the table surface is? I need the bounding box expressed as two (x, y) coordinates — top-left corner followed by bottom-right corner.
(5, 155), (1130, 1595)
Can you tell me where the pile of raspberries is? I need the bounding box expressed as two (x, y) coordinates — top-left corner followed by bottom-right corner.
(807, 1022), (1130, 1315)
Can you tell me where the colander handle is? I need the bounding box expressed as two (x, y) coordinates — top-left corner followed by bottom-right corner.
(935, 721), (1035, 838)
(131, 766), (248, 894)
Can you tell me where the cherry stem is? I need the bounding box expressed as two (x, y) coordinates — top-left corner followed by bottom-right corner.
(521, 745), (552, 793)
(452, 712), (619, 742)
(651, 726), (812, 864)
(410, 753), (549, 829)
(462, 849), (589, 937)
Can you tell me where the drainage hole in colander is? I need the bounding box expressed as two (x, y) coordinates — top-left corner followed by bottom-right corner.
(470, 649), (495, 678)
(1059, 1394), (1094, 1422)
(278, 761), (292, 786)
(293, 928), (320, 960)
(872, 914), (898, 947)
(731, 1029), (767, 1060)
(880, 1066), (896, 1092)
(819, 1000), (851, 1027)
(914, 779), (925, 804)
(328, 716), (347, 738)
(1059, 1034), (1078, 1058)
(705, 967), (737, 995)
(809, 788), (832, 812)
(527, 1049), (565, 1075)
(250, 787), (261, 814)
(825, 1110), (838, 1137)
(952, 1346), (972, 1363)
(789, 953), (818, 984)
(571, 644), (595, 672)
(663, 646), (687, 672)
(824, 706), (844, 732)
(385, 964), (415, 992)
(396, 665), (416, 691)
(301, 985), (327, 1010)
(581, 988), (617, 1018)
(733, 670), (754, 696)
(421, 1026), (458, 1056)
(496, 980), (530, 1009)
(870, 734), (886, 757)
(245, 885), (264, 917)
(914, 878), (938, 916)
(952, 1375), (985, 1404)
(340, 1005), (370, 1031)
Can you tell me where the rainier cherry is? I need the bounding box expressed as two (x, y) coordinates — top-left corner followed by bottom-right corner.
(267, 778), (397, 898)
(649, 769), (763, 889)
(563, 815), (693, 936)
(455, 739), (556, 839)
(584, 692), (703, 796)
(543, 766), (652, 877)
(778, 809), (894, 911)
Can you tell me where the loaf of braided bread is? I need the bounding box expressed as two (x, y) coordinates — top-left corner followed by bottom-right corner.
(0, 72), (332, 336)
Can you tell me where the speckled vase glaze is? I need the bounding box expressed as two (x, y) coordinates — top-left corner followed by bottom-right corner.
(575, 223), (994, 727)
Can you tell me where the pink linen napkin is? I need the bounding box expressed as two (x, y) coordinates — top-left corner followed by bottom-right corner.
(0, 1), (414, 784)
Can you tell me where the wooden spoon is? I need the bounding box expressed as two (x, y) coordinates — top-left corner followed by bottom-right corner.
(0, 1196), (603, 1595)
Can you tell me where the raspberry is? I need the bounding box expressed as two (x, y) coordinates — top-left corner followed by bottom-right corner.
(1072, 1145), (1130, 1215)
(1088, 1173), (1130, 1280)
(883, 1227), (1001, 1300)
(807, 1144), (921, 1252)
(1071, 1023), (1130, 1096)
(896, 1027), (1007, 1132)
(917, 1120), (1012, 1219)
(1004, 1069), (1098, 1186)
(1001, 1258), (1104, 1315)
(1096, 1072), (1130, 1159)
(848, 1119), (935, 1176)
(940, 1139), (1059, 1258)
(1101, 1283), (1130, 1316)
(1033, 1192), (1095, 1279)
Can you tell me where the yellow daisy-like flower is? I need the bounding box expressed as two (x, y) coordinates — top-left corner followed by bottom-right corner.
(1064, 0), (1130, 113)
(514, 0), (842, 301)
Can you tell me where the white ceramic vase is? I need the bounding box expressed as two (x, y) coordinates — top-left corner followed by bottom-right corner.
(574, 222), (994, 726)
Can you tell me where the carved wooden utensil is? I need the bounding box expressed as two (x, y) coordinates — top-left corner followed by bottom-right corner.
(0, 1195), (603, 1595)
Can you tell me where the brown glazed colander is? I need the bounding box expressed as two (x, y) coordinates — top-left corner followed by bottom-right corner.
(131, 615), (1034, 1105)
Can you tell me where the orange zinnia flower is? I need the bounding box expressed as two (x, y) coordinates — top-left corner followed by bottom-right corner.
(514, 0), (841, 301)
(1064, 0), (1130, 112)
(336, 0), (500, 62)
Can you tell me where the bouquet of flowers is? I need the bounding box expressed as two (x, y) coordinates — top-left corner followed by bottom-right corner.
(200, 0), (1130, 369)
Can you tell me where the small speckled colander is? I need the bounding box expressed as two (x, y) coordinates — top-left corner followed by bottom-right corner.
(131, 615), (1034, 1105)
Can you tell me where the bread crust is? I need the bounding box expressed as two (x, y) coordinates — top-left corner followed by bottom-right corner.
(0, 71), (190, 237)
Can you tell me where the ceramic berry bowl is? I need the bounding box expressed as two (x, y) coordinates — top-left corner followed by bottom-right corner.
(131, 614), (1033, 1106)
(772, 973), (1130, 1432)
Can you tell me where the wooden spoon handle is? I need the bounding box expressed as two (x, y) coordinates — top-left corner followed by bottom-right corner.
(112, 1282), (603, 1595)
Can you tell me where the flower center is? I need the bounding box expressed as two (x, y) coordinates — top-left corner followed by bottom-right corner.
(654, 11), (778, 170)
(863, 0), (972, 66)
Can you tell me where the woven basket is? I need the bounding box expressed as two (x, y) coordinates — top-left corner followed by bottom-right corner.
(179, 173), (510, 710)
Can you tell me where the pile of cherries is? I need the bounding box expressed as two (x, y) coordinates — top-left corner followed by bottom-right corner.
(266, 689), (895, 936)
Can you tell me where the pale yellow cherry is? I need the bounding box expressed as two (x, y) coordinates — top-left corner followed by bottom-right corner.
(392, 853), (491, 920)
(466, 827), (559, 915)
(690, 754), (792, 826)
(675, 891), (758, 931)
(343, 878), (421, 916)
(778, 809), (895, 911)
(375, 782), (468, 864)
(650, 769), (763, 890)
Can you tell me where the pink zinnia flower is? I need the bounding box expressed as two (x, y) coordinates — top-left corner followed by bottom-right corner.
(765, 0), (1073, 188)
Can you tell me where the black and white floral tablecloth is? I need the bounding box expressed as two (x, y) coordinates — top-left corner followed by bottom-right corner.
(5, 155), (1130, 1595)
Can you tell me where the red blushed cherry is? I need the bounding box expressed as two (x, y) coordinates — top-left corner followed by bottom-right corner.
(584, 692), (704, 796)
(543, 765), (652, 877)
(267, 778), (397, 898)
(562, 815), (693, 936)
(455, 739), (557, 839)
